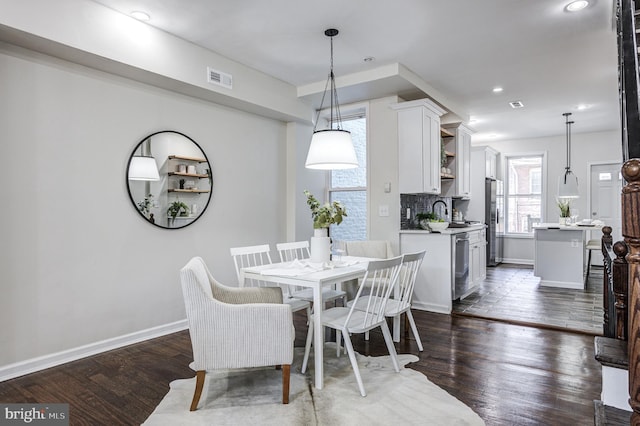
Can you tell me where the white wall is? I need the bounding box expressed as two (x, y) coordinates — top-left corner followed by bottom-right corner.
(368, 96), (401, 254)
(0, 42), (289, 370)
(477, 129), (622, 263)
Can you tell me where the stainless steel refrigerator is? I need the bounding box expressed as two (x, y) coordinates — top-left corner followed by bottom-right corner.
(485, 178), (504, 266)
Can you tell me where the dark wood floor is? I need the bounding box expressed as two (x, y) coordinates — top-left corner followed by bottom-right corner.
(0, 310), (601, 425)
(453, 263), (603, 334)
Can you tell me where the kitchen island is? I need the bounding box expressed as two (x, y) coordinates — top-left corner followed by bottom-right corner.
(533, 223), (602, 289)
(400, 224), (486, 314)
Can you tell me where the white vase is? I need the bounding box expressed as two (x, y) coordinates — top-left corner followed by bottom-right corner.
(559, 217), (569, 225)
(310, 228), (331, 263)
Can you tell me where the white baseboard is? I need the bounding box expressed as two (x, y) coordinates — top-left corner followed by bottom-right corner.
(412, 301), (451, 314)
(500, 258), (534, 266)
(0, 320), (188, 382)
(602, 365), (631, 411)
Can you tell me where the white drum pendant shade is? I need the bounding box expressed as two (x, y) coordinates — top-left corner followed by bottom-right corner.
(128, 156), (160, 181)
(305, 129), (358, 170)
(558, 171), (579, 199)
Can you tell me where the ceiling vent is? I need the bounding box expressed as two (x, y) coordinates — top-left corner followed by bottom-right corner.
(207, 67), (232, 89)
(509, 100), (524, 109)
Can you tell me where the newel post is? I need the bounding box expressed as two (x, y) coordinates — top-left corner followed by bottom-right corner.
(622, 159), (640, 423)
(603, 226), (613, 336)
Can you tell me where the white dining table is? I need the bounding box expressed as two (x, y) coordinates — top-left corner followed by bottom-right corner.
(242, 256), (370, 390)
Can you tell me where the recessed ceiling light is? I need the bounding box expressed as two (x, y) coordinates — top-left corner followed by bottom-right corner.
(492, 87), (503, 93)
(576, 103), (590, 110)
(509, 100), (524, 109)
(363, 56), (375, 63)
(130, 11), (150, 21)
(566, 1), (588, 12)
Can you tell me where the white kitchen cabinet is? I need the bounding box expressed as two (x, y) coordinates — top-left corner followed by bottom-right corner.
(468, 229), (487, 287)
(391, 99), (446, 194)
(399, 224), (487, 314)
(485, 146), (499, 179)
(472, 145), (499, 180)
(442, 123), (474, 198)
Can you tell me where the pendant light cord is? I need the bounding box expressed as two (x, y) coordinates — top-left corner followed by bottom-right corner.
(312, 29), (343, 132)
(563, 112), (574, 184)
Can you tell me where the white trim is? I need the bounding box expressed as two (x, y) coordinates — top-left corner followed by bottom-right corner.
(601, 365), (631, 411)
(412, 301), (452, 314)
(539, 279), (583, 290)
(500, 258), (534, 265)
(0, 320), (188, 382)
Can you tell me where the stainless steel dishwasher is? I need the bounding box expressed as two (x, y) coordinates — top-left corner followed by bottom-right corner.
(452, 232), (470, 299)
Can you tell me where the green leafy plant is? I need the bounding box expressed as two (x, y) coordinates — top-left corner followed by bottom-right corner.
(137, 193), (154, 218)
(416, 212), (443, 222)
(557, 199), (571, 218)
(304, 190), (347, 229)
(167, 201), (189, 219)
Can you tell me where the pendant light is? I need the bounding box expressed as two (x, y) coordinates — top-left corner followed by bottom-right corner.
(305, 29), (358, 170)
(128, 138), (160, 181)
(557, 112), (579, 198)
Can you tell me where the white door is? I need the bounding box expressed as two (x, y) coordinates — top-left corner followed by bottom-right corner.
(589, 162), (623, 256)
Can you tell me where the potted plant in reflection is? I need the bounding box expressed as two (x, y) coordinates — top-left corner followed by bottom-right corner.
(557, 199), (571, 225)
(304, 190), (347, 262)
(168, 200), (189, 224)
(137, 193), (154, 220)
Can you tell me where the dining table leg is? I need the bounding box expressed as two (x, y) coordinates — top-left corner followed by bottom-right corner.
(313, 283), (324, 389)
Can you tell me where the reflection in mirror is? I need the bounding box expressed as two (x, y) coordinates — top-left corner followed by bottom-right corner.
(126, 131), (212, 229)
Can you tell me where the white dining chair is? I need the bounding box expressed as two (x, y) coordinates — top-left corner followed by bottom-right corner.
(276, 241), (347, 307)
(301, 256), (403, 397)
(349, 251), (426, 351)
(230, 244), (311, 318)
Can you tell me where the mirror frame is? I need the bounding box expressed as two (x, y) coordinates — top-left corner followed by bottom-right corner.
(126, 130), (213, 229)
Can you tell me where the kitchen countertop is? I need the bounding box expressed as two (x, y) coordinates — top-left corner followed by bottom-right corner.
(533, 223), (603, 231)
(399, 223), (486, 235)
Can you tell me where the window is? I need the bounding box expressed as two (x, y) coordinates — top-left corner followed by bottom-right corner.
(329, 116), (367, 241)
(504, 154), (544, 234)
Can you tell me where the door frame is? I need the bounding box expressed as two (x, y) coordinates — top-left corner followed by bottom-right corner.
(586, 160), (623, 245)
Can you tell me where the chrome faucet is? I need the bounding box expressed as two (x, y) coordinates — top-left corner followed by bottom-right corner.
(432, 200), (448, 216)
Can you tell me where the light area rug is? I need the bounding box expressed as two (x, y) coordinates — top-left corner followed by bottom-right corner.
(143, 344), (484, 426)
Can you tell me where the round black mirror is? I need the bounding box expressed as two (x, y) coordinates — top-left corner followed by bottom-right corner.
(126, 130), (212, 229)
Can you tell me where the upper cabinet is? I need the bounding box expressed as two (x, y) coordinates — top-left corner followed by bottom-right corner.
(472, 146), (500, 180)
(442, 122), (475, 199)
(391, 99), (446, 194)
(484, 146), (499, 179)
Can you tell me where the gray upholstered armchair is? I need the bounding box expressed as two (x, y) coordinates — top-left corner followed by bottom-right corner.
(179, 256), (294, 411)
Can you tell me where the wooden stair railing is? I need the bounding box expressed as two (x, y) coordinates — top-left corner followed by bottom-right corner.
(622, 159), (640, 425)
(613, 240), (629, 341)
(603, 226), (614, 337)
(602, 226), (630, 341)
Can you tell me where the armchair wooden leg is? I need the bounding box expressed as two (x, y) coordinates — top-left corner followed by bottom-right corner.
(282, 364), (291, 404)
(190, 370), (206, 411)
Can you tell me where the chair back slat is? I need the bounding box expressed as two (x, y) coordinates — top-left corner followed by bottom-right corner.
(276, 241), (311, 262)
(230, 244), (272, 287)
(275, 241), (312, 297)
(345, 256), (403, 330)
(396, 251), (426, 310)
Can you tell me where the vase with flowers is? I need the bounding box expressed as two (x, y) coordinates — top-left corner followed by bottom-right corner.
(304, 190), (347, 262)
(557, 199), (571, 225)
